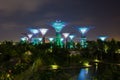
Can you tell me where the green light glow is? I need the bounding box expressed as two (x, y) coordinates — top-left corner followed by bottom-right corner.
(51, 65), (59, 69)
(51, 20), (66, 47)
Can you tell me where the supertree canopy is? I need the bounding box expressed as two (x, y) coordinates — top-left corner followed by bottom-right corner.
(48, 38), (54, 42)
(51, 20), (66, 32)
(39, 28), (48, 36)
(62, 33), (70, 39)
(27, 34), (33, 39)
(78, 27), (89, 35)
(98, 36), (108, 41)
(29, 28), (39, 34)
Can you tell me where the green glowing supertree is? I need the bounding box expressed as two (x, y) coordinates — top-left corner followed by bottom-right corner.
(51, 20), (66, 47)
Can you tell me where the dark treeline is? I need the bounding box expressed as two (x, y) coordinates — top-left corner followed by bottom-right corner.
(0, 39), (120, 80)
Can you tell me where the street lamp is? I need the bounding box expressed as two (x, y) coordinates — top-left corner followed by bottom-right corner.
(39, 28), (48, 43)
(51, 20), (66, 47)
(78, 27), (89, 48)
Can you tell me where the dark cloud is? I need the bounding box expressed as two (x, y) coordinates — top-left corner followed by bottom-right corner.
(0, 0), (120, 41)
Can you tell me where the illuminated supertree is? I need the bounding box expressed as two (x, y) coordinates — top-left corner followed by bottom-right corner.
(98, 35), (108, 60)
(98, 36), (108, 41)
(78, 27), (89, 48)
(29, 28), (39, 35)
(27, 34), (33, 42)
(51, 20), (66, 47)
(62, 33), (70, 48)
(39, 28), (48, 43)
(27, 34), (33, 38)
(48, 38), (54, 48)
(69, 35), (75, 48)
(20, 37), (28, 42)
(29, 28), (39, 44)
(48, 38), (54, 42)
(38, 38), (42, 44)
(31, 38), (42, 45)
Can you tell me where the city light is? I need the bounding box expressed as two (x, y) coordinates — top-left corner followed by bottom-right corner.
(39, 28), (48, 36)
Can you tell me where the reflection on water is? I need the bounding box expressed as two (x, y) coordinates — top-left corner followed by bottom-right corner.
(70, 63), (120, 80)
(77, 68), (89, 80)
(14, 62), (120, 80)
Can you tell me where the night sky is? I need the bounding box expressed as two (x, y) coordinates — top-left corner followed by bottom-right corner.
(0, 0), (120, 41)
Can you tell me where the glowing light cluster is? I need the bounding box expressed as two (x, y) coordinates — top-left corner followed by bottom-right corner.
(52, 20), (66, 32)
(79, 27), (89, 35)
(39, 28), (48, 36)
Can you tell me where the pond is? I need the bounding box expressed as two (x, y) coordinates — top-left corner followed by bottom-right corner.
(14, 62), (120, 80)
(69, 62), (120, 80)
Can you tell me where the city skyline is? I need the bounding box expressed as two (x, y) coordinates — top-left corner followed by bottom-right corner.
(0, 0), (120, 41)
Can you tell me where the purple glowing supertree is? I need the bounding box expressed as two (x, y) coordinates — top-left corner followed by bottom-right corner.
(39, 28), (48, 43)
